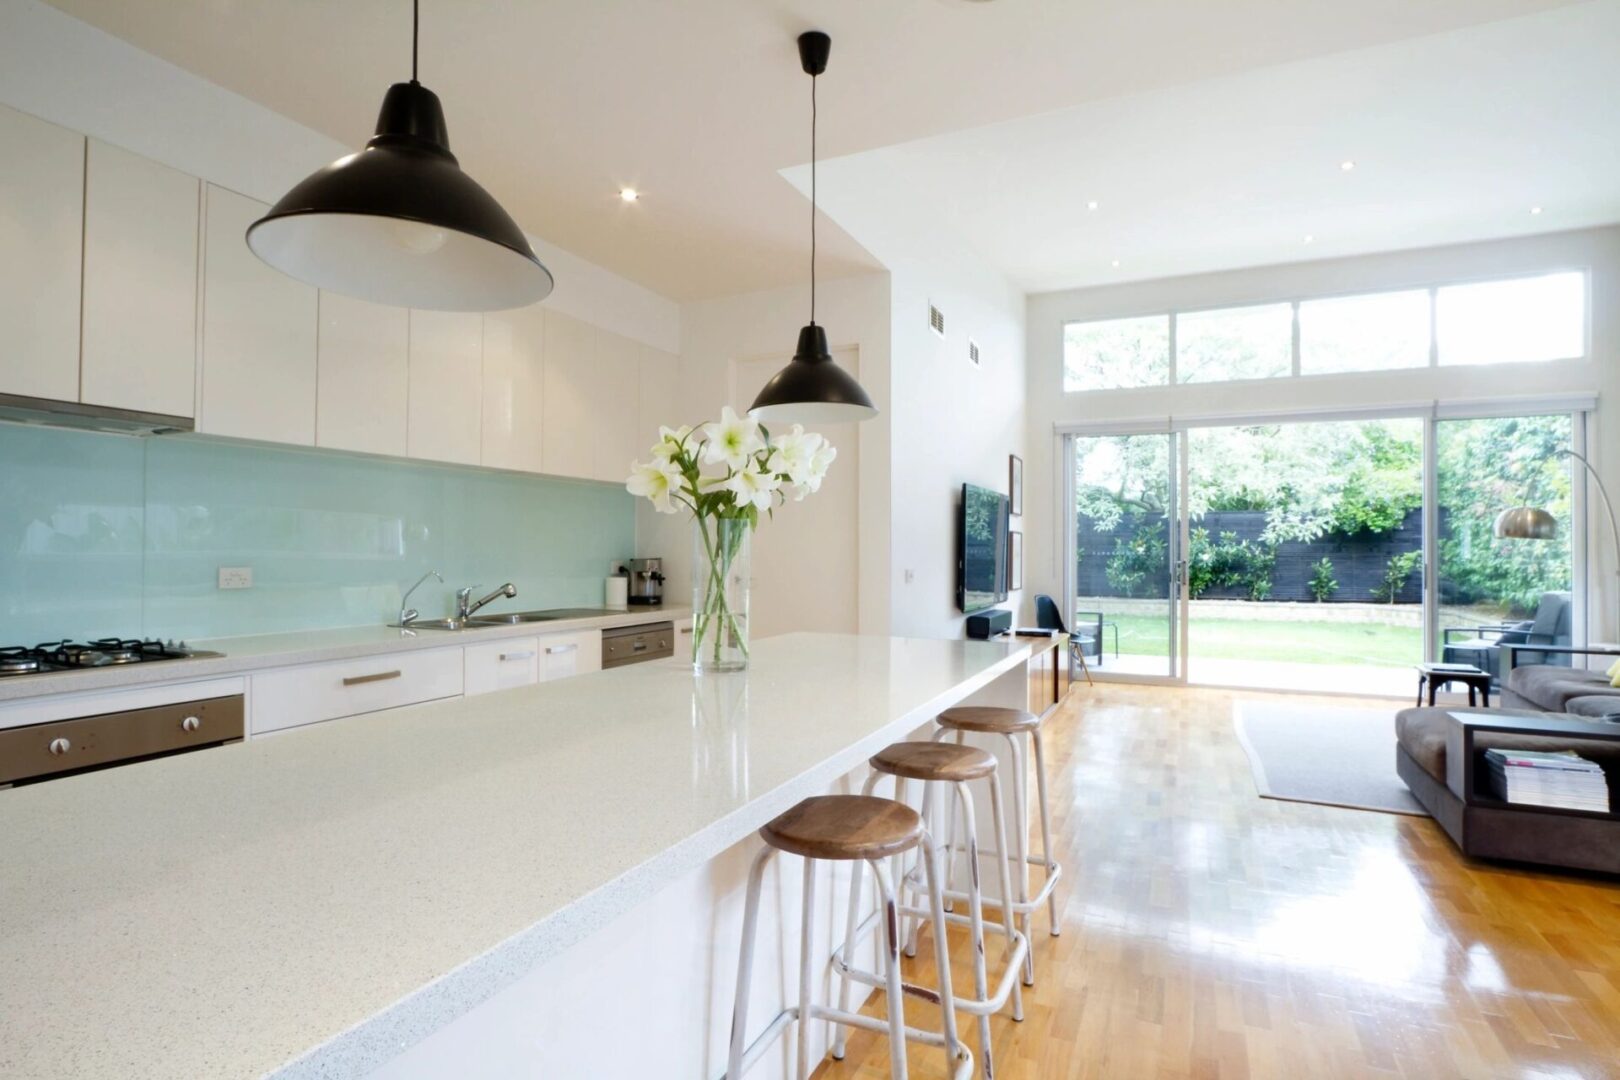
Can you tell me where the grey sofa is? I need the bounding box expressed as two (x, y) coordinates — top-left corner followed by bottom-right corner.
(1502, 658), (1620, 719)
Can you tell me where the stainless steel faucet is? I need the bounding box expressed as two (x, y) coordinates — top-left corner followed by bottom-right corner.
(398, 569), (444, 627)
(456, 583), (517, 620)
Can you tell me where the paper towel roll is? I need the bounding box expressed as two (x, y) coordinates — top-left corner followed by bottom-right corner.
(605, 576), (629, 610)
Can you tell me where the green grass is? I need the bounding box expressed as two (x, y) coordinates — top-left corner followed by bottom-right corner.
(1101, 612), (1423, 666)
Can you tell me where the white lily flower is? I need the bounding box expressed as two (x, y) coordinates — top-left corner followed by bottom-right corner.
(700, 406), (765, 470)
(768, 425), (826, 486)
(625, 458), (685, 514)
(719, 462), (782, 511)
(798, 441), (837, 494)
(651, 425), (693, 463)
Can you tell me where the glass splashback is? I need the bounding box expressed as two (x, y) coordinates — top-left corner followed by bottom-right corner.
(0, 424), (635, 643)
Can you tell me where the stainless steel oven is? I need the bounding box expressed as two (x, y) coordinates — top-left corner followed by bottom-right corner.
(601, 622), (674, 668)
(0, 695), (244, 787)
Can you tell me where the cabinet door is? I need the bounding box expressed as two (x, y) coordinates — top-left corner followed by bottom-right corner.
(407, 310), (483, 465)
(481, 303), (545, 472)
(538, 628), (603, 681)
(317, 292), (408, 456)
(464, 637), (540, 696)
(0, 103), (83, 402)
(541, 311), (595, 479)
(199, 185), (317, 444)
(81, 140), (200, 417)
(637, 345), (679, 459)
(592, 330), (642, 483)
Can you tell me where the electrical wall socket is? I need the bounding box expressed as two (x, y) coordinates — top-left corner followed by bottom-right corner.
(218, 566), (254, 590)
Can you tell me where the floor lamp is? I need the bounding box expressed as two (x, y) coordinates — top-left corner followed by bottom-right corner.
(1495, 448), (1620, 640)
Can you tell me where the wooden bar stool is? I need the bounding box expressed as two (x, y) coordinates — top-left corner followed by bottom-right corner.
(724, 795), (973, 1080)
(932, 706), (1063, 986)
(832, 742), (1030, 1078)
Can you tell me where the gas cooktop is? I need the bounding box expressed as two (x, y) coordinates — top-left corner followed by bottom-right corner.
(0, 639), (223, 679)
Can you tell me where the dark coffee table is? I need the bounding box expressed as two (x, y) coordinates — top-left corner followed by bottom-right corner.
(1415, 662), (1491, 707)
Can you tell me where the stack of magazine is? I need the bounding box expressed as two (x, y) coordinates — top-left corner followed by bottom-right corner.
(1483, 749), (1610, 812)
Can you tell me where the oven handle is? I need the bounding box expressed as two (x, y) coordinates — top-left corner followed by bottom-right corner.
(342, 670), (402, 687)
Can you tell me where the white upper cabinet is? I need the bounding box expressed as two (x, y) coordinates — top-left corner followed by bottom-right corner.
(636, 343), (679, 466)
(407, 310), (483, 466)
(541, 311), (596, 479)
(592, 329), (642, 483)
(317, 292), (408, 456)
(81, 139), (200, 418)
(481, 303), (546, 473)
(0, 103), (83, 402)
(199, 185), (318, 444)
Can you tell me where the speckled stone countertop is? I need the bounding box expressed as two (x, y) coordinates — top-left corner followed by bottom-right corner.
(0, 606), (690, 705)
(0, 633), (1033, 1079)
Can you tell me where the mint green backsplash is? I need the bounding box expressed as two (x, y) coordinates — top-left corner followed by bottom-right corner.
(0, 425), (634, 643)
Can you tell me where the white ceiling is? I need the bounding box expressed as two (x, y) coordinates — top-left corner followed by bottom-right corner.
(42, 0), (1592, 303)
(803, 0), (1620, 295)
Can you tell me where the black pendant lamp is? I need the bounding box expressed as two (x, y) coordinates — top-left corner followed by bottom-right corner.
(748, 32), (878, 424)
(246, 0), (552, 312)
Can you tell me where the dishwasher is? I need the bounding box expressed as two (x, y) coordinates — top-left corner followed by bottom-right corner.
(601, 621), (675, 668)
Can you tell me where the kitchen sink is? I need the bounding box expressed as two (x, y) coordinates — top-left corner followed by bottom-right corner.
(390, 618), (474, 632)
(465, 611), (567, 626)
(394, 608), (636, 631)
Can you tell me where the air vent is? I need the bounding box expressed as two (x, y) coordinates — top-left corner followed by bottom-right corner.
(968, 339), (981, 367)
(928, 303), (945, 338)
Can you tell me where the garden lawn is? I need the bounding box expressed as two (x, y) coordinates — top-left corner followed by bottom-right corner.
(1102, 612), (1423, 667)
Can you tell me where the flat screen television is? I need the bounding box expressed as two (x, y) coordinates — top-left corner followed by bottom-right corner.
(957, 482), (1009, 613)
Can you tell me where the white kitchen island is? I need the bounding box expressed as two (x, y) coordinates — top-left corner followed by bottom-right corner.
(0, 633), (1053, 1079)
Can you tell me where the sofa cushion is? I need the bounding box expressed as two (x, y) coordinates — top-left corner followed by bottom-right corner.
(1505, 665), (1614, 711)
(1563, 695), (1620, 720)
(1394, 706), (1620, 785)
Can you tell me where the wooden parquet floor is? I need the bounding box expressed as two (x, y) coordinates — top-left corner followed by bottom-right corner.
(813, 683), (1620, 1079)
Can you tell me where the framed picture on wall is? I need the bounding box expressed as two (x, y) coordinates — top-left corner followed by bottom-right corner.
(1009, 454), (1023, 516)
(1008, 529), (1023, 591)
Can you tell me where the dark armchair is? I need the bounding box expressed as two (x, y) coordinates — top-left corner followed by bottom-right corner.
(1442, 590), (1571, 683)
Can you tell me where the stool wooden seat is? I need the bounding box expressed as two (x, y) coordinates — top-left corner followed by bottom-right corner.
(870, 741), (997, 783)
(936, 705), (1040, 734)
(761, 795), (923, 861)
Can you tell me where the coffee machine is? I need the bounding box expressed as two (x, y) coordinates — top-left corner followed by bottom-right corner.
(622, 558), (665, 606)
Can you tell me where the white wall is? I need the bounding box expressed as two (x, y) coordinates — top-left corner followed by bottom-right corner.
(649, 273), (892, 635)
(1024, 226), (1620, 638)
(0, 0), (680, 353)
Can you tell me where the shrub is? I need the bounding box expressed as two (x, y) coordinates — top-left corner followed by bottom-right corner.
(1371, 550), (1422, 604)
(1309, 557), (1338, 602)
(1105, 520), (1167, 598)
(1186, 527), (1275, 601)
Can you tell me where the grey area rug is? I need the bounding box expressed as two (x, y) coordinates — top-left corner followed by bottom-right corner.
(1233, 701), (1426, 816)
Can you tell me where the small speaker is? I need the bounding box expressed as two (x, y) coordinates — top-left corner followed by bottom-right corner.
(965, 608), (1012, 639)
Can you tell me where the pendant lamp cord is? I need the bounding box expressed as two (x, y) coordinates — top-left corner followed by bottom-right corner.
(411, 0), (420, 83)
(810, 70), (818, 326)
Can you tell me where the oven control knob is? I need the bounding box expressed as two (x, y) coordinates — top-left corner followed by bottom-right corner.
(181, 716), (201, 733)
(48, 737), (71, 756)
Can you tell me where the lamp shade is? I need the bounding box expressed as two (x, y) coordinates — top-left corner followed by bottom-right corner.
(748, 325), (878, 424)
(247, 81), (552, 312)
(1494, 505), (1559, 540)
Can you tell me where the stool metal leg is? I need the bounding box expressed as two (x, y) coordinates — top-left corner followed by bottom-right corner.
(1030, 729), (1061, 937)
(796, 857), (818, 1080)
(1002, 732), (1035, 986)
(726, 846), (777, 1080)
(830, 855), (865, 1061)
(953, 780), (995, 1077)
(869, 859), (910, 1080)
(985, 768), (1024, 1024)
(918, 826), (965, 1073)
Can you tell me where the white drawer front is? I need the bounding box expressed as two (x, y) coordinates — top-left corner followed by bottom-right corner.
(250, 648), (463, 734)
(538, 629), (602, 682)
(464, 637), (540, 697)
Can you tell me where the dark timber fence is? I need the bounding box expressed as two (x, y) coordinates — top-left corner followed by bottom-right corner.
(1075, 508), (1426, 604)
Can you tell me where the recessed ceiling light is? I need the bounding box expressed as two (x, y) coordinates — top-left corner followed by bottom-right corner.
(619, 187), (640, 203)
(1087, 200), (1099, 211)
(1111, 259), (1120, 268)
(1530, 205), (1543, 215)
(1340, 160), (1356, 172)
(1303, 234), (1314, 244)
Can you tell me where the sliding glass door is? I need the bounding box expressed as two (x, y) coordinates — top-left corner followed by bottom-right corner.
(1065, 409), (1585, 693)
(1070, 433), (1180, 680)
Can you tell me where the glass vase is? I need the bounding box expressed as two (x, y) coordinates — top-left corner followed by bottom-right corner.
(691, 516), (751, 673)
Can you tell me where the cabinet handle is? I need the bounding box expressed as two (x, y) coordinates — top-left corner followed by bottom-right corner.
(679, 627), (693, 635)
(545, 644), (578, 655)
(499, 650), (536, 662)
(343, 670), (401, 686)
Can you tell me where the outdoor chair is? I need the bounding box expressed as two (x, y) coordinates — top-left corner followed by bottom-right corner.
(1034, 594), (1095, 686)
(1442, 590), (1572, 684)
